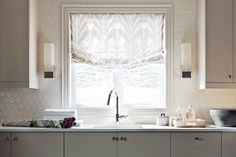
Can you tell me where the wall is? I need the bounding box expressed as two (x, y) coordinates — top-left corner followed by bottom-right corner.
(1, 0), (236, 123)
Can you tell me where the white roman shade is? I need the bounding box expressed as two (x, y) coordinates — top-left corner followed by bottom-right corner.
(70, 13), (165, 69)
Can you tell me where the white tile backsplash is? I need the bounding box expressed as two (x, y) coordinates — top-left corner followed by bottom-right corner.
(0, 78), (62, 123)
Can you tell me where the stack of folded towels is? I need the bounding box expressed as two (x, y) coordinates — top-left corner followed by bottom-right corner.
(2, 109), (79, 128)
(43, 109), (77, 120)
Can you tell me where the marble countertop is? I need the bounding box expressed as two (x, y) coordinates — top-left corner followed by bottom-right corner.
(1, 124), (236, 132)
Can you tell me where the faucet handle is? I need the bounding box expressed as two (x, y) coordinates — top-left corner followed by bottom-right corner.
(119, 115), (128, 119)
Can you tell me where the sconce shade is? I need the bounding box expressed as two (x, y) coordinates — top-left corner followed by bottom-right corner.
(44, 43), (55, 71)
(181, 43), (191, 71)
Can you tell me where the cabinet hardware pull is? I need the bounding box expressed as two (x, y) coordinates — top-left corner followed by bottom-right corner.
(229, 75), (232, 79)
(112, 136), (119, 141)
(120, 136), (127, 141)
(3, 136), (9, 141)
(12, 136), (17, 141)
(195, 137), (204, 141)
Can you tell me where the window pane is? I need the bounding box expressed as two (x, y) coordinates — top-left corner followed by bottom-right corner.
(123, 64), (165, 108)
(72, 63), (113, 107)
(72, 63), (165, 108)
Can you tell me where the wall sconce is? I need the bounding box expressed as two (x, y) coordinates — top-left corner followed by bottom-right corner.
(44, 43), (55, 78)
(181, 43), (191, 78)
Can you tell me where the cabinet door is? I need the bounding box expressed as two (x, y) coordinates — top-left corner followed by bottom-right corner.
(222, 133), (236, 157)
(0, 0), (29, 82)
(0, 133), (10, 157)
(11, 133), (63, 157)
(65, 132), (117, 157)
(206, 0), (233, 83)
(171, 133), (221, 157)
(118, 133), (170, 157)
(233, 0), (236, 82)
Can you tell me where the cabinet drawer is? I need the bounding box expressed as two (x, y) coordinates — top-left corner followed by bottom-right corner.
(171, 133), (221, 157)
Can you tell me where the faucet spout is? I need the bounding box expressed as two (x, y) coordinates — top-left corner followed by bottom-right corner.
(107, 90), (114, 106)
(107, 90), (127, 122)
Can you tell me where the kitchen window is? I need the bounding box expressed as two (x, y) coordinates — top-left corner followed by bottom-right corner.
(62, 6), (173, 118)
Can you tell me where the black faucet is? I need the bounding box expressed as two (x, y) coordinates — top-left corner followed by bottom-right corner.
(107, 90), (127, 122)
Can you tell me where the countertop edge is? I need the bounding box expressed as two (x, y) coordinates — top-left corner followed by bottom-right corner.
(1, 126), (236, 132)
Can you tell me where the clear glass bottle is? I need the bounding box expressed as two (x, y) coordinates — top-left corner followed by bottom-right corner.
(175, 105), (184, 121)
(186, 105), (195, 121)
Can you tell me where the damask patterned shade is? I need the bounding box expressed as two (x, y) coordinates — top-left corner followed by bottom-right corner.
(70, 13), (165, 69)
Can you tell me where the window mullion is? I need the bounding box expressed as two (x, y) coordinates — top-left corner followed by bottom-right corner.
(113, 70), (124, 106)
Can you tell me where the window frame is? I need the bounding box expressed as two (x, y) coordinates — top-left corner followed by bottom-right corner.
(62, 5), (173, 114)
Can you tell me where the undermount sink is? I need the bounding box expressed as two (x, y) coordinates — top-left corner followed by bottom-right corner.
(83, 123), (141, 129)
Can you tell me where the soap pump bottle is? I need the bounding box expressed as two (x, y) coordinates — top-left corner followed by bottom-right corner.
(186, 105), (195, 121)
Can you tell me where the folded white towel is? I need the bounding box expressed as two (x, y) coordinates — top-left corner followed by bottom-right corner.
(43, 115), (75, 120)
(44, 109), (77, 116)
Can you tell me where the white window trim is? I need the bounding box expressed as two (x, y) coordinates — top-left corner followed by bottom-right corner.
(62, 5), (174, 114)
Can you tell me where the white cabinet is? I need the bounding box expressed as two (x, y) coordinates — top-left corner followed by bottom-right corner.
(65, 132), (117, 157)
(0, 133), (10, 157)
(206, 0), (233, 83)
(0, 0), (38, 88)
(171, 133), (221, 157)
(118, 133), (170, 157)
(222, 133), (236, 157)
(197, 0), (236, 88)
(65, 132), (170, 157)
(197, 0), (233, 87)
(233, 0), (236, 82)
(11, 133), (63, 157)
(0, 132), (63, 157)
